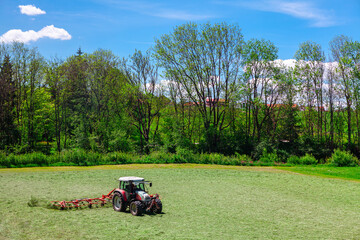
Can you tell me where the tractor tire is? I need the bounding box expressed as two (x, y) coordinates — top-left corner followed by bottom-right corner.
(154, 198), (162, 214)
(129, 201), (143, 216)
(112, 192), (126, 212)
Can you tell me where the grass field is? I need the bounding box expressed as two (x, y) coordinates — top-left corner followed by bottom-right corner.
(277, 165), (360, 182)
(0, 164), (359, 239)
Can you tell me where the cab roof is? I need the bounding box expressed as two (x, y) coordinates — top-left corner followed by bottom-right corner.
(118, 176), (145, 181)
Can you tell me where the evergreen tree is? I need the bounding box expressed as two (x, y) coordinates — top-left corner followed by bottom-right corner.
(0, 55), (18, 148)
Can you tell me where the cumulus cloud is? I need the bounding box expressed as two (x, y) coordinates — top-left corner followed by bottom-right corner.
(0, 25), (71, 44)
(19, 5), (46, 16)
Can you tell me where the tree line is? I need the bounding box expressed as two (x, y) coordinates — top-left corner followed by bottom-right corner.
(0, 22), (359, 160)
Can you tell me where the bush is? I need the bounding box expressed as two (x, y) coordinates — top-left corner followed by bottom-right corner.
(259, 148), (280, 163)
(0, 152), (10, 168)
(208, 153), (225, 165)
(329, 149), (359, 167)
(103, 152), (132, 164)
(253, 140), (275, 160)
(287, 155), (300, 165)
(28, 152), (48, 166)
(299, 154), (317, 165)
(140, 151), (170, 164)
(173, 148), (196, 163)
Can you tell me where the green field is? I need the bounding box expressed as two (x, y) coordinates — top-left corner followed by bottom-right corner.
(0, 165), (359, 239)
(278, 165), (360, 181)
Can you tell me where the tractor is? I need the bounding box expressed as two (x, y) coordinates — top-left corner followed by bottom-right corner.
(112, 176), (162, 216)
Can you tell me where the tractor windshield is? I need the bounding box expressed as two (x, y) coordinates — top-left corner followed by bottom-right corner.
(133, 182), (148, 191)
(133, 182), (145, 191)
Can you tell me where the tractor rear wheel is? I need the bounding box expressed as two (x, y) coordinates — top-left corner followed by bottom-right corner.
(154, 198), (162, 213)
(112, 192), (126, 212)
(129, 201), (143, 216)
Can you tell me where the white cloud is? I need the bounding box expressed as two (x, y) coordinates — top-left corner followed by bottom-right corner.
(0, 25), (71, 44)
(100, 0), (213, 20)
(217, 0), (336, 27)
(19, 5), (46, 16)
(150, 10), (212, 21)
(265, 1), (336, 27)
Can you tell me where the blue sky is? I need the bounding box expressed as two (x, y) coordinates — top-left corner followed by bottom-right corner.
(0, 0), (359, 60)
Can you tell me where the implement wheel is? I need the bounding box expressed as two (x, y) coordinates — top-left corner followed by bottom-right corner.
(130, 201), (143, 216)
(112, 192), (126, 212)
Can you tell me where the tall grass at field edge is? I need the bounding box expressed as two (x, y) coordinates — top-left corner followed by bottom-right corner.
(0, 149), (359, 168)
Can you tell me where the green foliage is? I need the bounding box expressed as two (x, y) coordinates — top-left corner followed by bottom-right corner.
(174, 148), (196, 163)
(295, 41), (325, 62)
(102, 152), (133, 165)
(1, 149), (359, 168)
(329, 149), (359, 167)
(0, 152), (49, 168)
(253, 140), (275, 160)
(108, 129), (133, 152)
(241, 38), (278, 64)
(287, 155), (301, 165)
(299, 154), (318, 165)
(0, 150), (271, 168)
(2, 33), (360, 165)
(259, 148), (280, 163)
(154, 22), (244, 153)
(297, 137), (332, 160)
(0, 152), (9, 168)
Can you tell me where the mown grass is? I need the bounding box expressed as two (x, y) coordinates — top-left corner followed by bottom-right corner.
(0, 165), (359, 239)
(278, 165), (360, 182)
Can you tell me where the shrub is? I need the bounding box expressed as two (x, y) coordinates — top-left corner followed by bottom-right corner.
(287, 155), (300, 165)
(140, 151), (171, 164)
(28, 152), (48, 166)
(208, 153), (225, 165)
(103, 152), (132, 164)
(235, 153), (251, 161)
(253, 140), (275, 160)
(174, 148), (196, 163)
(299, 154), (317, 165)
(259, 149), (280, 163)
(108, 129), (133, 152)
(329, 149), (359, 167)
(0, 152), (10, 168)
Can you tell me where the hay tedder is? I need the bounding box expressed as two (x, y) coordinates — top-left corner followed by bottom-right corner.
(51, 176), (162, 216)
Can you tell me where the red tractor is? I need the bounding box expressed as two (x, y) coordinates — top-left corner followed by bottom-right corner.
(112, 176), (162, 216)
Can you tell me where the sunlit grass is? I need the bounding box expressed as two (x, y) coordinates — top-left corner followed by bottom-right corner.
(0, 165), (359, 239)
(277, 165), (360, 182)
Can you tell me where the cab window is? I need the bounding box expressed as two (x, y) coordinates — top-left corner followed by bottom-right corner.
(120, 181), (129, 190)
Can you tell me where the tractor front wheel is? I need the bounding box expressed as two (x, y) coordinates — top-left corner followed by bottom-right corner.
(154, 198), (162, 214)
(130, 201), (143, 216)
(112, 192), (126, 212)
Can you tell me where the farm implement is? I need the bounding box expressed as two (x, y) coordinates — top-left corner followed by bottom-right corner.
(51, 189), (115, 210)
(51, 176), (162, 216)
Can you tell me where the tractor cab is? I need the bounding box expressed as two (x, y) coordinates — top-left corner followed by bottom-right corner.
(118, 176), (152, 198)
